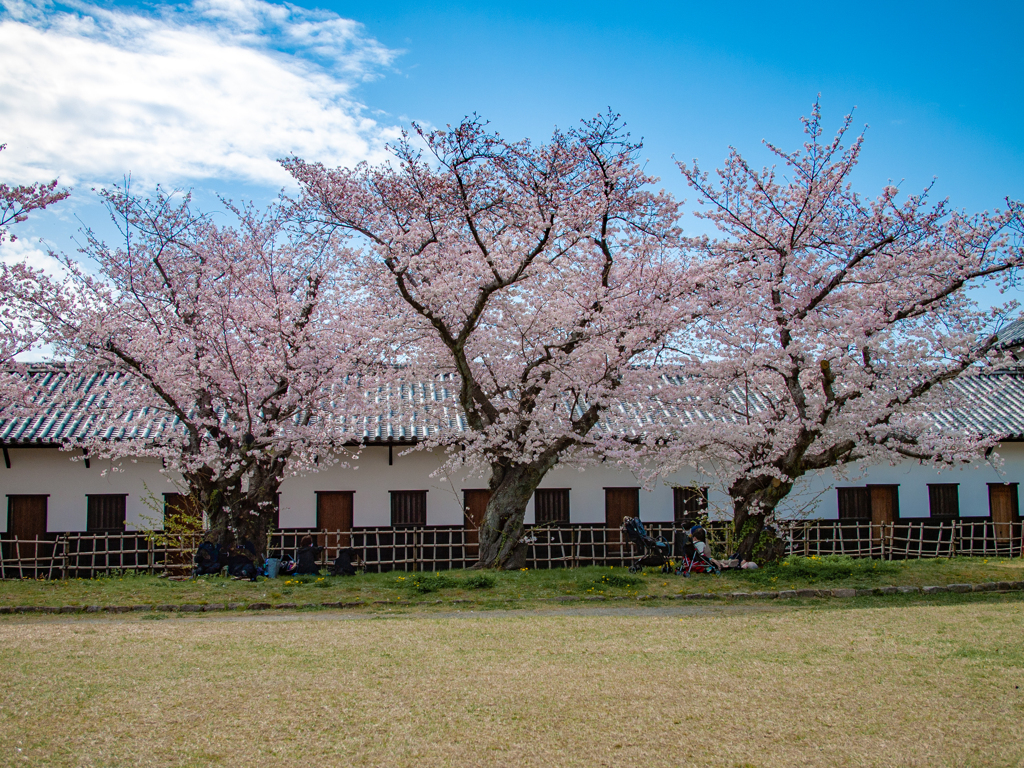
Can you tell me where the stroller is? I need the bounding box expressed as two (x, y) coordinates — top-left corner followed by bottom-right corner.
(621, 516), (673, 574)
(674, 528), (720, 577)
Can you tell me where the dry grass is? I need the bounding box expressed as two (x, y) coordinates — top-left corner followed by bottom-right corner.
(2, 598), (1023, 767)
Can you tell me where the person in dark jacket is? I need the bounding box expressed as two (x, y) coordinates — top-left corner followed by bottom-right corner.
(224, 533), (259, 581)
(295, 535), (324, 575)
(193, 538), (222, 576)
(331, 548), (358, 576)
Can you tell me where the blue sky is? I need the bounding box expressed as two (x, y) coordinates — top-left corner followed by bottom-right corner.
(352, 0), (1024, 207)
(1, 0), (1021, 265)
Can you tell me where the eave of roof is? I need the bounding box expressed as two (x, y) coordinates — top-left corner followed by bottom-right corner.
(5, 366), (1024, 446)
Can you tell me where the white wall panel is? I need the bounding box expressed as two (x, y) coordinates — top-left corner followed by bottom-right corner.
(776, 443), (1024, 519)
(0, 448), (180, 532)
(5, 441), (1024, 531)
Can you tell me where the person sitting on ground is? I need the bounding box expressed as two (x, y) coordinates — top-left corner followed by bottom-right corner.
(224, 533), (259, 581)
(331, 547), (358, 576)
(193, 537), (222, 576)
(295, 535), (324, 575)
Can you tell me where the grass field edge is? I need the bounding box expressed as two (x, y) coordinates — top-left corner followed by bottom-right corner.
(2, 578), (1023, 616)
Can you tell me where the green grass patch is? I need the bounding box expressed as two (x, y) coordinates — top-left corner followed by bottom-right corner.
(396, 572), (496, 593)
(0, 557), (1021, 611)
(589, 572), (645, 589)
(462, 573), (496, 590)
(738, 554), (903, 585)
(400, 573), (460, 593)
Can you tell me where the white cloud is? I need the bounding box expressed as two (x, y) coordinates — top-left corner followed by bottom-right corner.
(0, 0), (401, 187)
(0, 233), (63, 276)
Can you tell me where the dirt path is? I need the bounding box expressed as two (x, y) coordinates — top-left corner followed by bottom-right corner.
(0, 600), (789, 625)
(3, 590), (1018, 626)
